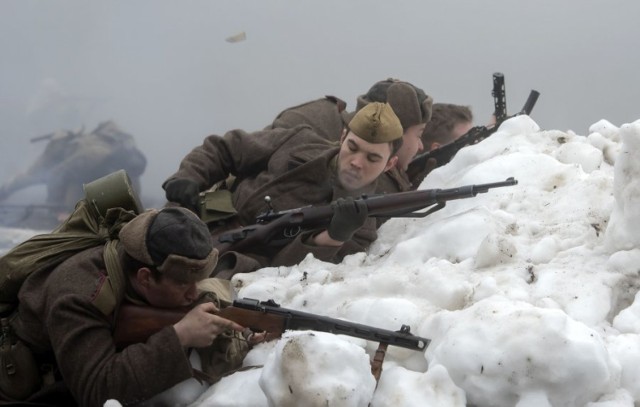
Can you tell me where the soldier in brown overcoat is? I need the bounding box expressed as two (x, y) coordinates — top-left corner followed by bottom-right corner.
(267, 79), (434, 195)
(6, 207), (248, 406)
(163, 103), (404, 277)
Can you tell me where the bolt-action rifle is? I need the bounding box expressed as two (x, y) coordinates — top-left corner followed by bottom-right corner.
(114, 297), (429, 350)
(213, 178), (518, 258)
(114, 298), (431, 381)
(406, 73), (540, 182)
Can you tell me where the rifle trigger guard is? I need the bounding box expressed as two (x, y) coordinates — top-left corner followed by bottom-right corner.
(283, 226), (302, 238)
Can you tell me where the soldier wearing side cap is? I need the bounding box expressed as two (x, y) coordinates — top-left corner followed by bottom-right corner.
(163, 102), (403, 277)
(268, 78), (434, 195)
(8, 207), (249, 406)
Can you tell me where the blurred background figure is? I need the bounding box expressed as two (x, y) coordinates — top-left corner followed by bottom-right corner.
(0, 120), (146, 227)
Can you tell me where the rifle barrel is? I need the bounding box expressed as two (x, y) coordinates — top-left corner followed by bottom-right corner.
(362, 178), (517, 215)
(472, 177), (518, 193)
(233, 298), (430, 351)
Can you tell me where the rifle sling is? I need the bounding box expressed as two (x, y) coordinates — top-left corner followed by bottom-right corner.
(95, 240), (125, 317)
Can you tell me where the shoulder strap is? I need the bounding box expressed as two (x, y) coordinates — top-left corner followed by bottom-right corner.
(92, 240), (125, 317)
(91, 207), (137, 317)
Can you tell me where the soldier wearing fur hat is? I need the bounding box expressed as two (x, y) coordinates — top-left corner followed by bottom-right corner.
(7, 207), (247, 406)
(163, 102), (403, 277)
(267, 78), (434, 195)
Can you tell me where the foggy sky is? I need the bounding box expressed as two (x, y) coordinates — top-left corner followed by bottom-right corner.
(1, 0), (639, 205)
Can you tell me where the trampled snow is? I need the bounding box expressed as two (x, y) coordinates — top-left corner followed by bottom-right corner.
(5, 115), (640, 406)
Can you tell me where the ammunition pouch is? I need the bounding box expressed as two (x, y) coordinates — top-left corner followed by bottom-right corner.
(0, 319), (41, 401)
(198, 189), (237, 224)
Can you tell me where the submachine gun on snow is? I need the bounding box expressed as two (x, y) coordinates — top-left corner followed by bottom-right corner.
(406, 72), (540, 182)
(114, 297), (430, 382)
(213, 177), (518, 256)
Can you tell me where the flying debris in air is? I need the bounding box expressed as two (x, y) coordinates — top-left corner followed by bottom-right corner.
(225, 31), (247, 43)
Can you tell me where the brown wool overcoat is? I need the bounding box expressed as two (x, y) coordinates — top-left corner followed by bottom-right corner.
(165, 125), (379, 276)
(12, 246), (193, 406)
(268, 96), (348, 142)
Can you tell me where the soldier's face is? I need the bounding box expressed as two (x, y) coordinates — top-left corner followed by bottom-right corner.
(396, 123), (426, 171)
(428, 121), (473, 151)
(337, 132), (396, 191)
(136, 268), (200, 308)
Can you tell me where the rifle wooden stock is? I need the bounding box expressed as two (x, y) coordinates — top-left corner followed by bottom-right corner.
(113, 305), (186, 347)
(114, 298), (431, 352)
(113, 304), (288, 348)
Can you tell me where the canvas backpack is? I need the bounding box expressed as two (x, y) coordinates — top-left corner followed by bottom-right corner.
(0, 170), (141, 317)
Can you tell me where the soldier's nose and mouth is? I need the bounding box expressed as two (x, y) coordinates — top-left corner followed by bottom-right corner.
(341, 171), (361, 184)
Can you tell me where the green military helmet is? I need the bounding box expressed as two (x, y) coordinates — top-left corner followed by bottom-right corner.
(83, 169), (144, 217)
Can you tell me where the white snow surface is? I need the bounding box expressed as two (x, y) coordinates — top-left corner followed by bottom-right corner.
(5, 115), (640, 406)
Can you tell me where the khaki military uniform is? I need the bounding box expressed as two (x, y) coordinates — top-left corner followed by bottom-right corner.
(166, 125), (379, 277)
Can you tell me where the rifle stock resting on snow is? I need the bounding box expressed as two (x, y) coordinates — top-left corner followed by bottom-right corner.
(406, 73), (540, 181)
(213, 178), (518, 255)
(114, 298), (430, 351)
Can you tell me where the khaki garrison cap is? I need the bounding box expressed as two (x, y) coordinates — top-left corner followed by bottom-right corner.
(348, 102), (403, 144)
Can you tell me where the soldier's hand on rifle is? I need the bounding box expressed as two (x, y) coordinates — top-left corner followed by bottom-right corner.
(242, 329), (276, 345)
(163, 178), (200, 213)
(327, 197), (368, 242)
(173, 302), (244, 348)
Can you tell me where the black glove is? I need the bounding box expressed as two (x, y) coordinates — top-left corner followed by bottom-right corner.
(163, 178), (200, 212)
(327, 197), (368, 242)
